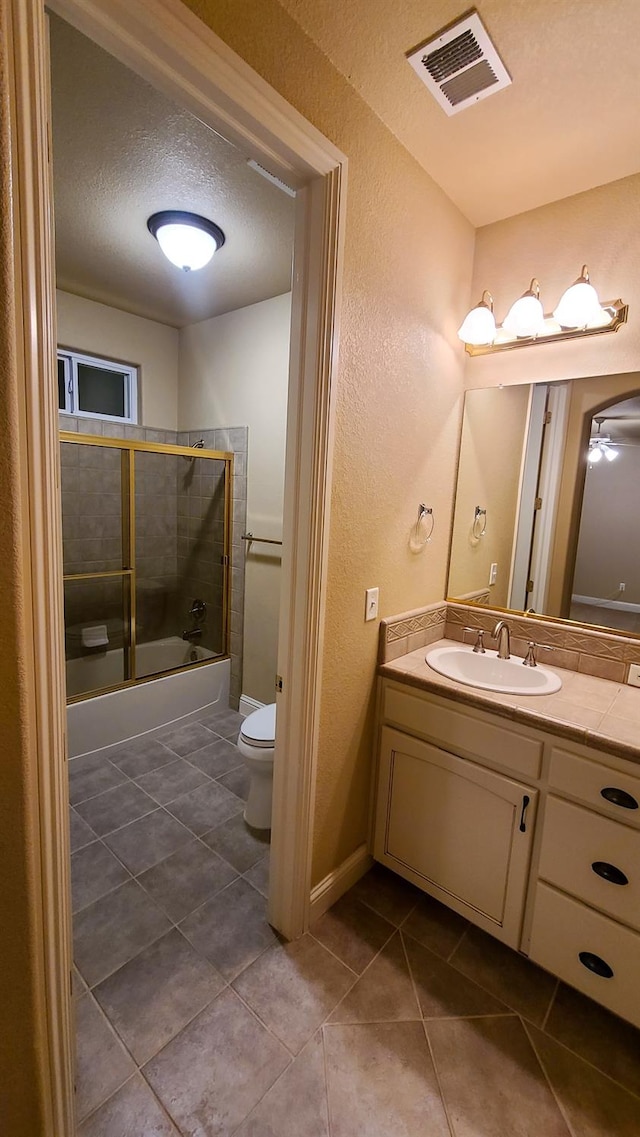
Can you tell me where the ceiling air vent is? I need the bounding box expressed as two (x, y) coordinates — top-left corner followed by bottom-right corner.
(407, 10), (511, 116)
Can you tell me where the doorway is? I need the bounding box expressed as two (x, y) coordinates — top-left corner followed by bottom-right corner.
(5, 0), (346, 1130)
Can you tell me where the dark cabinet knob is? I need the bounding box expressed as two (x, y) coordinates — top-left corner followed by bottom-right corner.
(591, 861), (629, 886)
(578, 951), (614, 979)
(600, 787), (638, 810)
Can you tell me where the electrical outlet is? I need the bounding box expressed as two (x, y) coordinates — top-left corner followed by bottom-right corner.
(489, 563), (498, 586)
(627, 663), (640, 688)
(619, 582), (626, 592)
(365, 587), (379, 622)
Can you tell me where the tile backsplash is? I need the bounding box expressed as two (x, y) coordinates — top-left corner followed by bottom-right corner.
(379, 599), (640, 682)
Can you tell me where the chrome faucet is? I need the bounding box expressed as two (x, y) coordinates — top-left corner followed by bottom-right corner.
(492, 620), (511, 659)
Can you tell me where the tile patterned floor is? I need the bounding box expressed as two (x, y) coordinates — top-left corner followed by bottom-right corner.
(72, 714), (640, 1136)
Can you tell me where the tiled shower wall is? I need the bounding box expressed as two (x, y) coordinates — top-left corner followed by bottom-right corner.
(59, 414), (247, 706)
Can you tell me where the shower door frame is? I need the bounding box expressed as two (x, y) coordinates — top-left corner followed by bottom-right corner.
(60, 431), (233, 702)
(7, 0), (346, 1130)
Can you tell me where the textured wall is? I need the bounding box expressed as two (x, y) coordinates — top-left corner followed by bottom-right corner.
(184, 0), (475, 883)
(465, 173), (640, 391)
(56, 290), (179, 429)
(179, 293), (291, 706)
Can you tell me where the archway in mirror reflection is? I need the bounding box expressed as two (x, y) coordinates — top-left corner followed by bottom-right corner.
(447, 375), (640, 636)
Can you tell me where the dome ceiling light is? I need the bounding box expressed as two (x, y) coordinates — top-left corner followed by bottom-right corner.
(458, 265), (628, 356)
(147, 210), (226, 272)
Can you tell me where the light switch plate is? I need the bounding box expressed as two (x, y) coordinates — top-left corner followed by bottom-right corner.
(489, 563), (498, 585)
(365, 587), (379, 622)
(627, 663), (640, 688)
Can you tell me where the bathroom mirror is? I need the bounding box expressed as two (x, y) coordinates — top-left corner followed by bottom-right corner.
(447, 372), (640, 637)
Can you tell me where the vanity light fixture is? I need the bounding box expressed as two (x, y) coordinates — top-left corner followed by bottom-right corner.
(553, 265), (608, 329)
(147, 210), (226, 272)
(459, 265), (628, 356)
(502, 278), (544, 338)
(456, 290), (496, 346)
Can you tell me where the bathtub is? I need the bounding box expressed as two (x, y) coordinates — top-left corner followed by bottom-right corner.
(66, 637), (230, 757)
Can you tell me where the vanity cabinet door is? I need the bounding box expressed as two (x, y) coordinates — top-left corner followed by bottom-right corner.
(374, 727), (537, 948)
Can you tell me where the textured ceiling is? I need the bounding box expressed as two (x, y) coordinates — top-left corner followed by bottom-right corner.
(277, 0), (640, 226)
(49, 14), (295, 328)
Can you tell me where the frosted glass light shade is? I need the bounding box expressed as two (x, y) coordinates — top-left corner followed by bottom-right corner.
(604, 445), (618, 461)
(503, 294), (545, 337)
(553, 266), (603, 328)
(147, 211), (225, 272)
(458, 299), (496, 346)
(588, 445), (603, 463)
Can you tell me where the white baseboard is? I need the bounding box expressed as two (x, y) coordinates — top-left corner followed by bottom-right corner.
(572, 593), (640, 614)
(309, 843), (373, 923)
(239, 694), (265, 717)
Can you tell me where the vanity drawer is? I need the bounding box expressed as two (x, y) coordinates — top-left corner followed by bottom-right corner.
(539, 796), (640, 930)
(549, 748), (640, 827)
(383, 685), (542, 779)
(529, 882), (640, 1029)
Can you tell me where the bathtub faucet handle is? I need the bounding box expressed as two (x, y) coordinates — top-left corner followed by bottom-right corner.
(190, 598), (206, 622)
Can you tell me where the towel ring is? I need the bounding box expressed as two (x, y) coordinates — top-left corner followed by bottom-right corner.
(473, 506), (487, 539)
(410, 503), (434, 552)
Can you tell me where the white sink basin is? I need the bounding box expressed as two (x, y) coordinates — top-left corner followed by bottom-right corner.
(426, 645), (562, 696)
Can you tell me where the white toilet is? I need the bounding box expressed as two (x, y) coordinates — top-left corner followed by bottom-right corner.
(237, 702), (276, 829)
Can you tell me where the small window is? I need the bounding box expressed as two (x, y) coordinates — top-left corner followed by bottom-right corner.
(57, 349), (138, 424)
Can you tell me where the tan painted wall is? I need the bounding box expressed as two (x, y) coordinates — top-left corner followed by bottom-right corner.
(184, 0), (475, 883)
(179, 293), (292, 705)
(465, 173), (640, 392)
(56, 290), (179, 429)
(448, 385), (530, 607)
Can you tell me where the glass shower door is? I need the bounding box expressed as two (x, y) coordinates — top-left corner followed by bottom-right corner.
(134, 450), (229, 679)
(60, 439), (132, 698)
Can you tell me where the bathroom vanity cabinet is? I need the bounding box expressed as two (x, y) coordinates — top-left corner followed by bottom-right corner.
(373, 677), (640, 1029)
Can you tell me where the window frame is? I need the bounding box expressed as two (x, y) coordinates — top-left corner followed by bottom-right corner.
(57, 347), (139, 424)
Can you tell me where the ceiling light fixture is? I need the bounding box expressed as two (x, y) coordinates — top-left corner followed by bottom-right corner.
(147, 210), (225, 272)
(456, 290), (496, 346)
(588, 418), (619, 466)
(458, 265), (627, 356)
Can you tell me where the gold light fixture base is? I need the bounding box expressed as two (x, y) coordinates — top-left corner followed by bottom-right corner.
(465, 299), (628, 356)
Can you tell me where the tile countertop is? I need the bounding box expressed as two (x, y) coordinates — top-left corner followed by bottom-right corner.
(379, 638), (640, 768)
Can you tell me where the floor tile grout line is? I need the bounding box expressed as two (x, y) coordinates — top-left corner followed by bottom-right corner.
(440, 935), (545, 1023)
(75, 990), (141, 1124)
(230, 984), (299, 1060)
(536, 1019), (640, 1104)
(446, 925), (469, 964)
(399, 928), (426, 1023)
(309, 921), (402, 1019)
(321, 1026), (335, 1137)
(76, 1070), (139, 1131)
(421, 1021), (457, 1137)
(521, 1017), (578, 1137)
(541, 977), (559, 1031)
(305, 931), (365, 980)
(402, 923), (459, 1137)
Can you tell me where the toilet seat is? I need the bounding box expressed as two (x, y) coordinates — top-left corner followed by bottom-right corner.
(239, 703), (276, 749)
